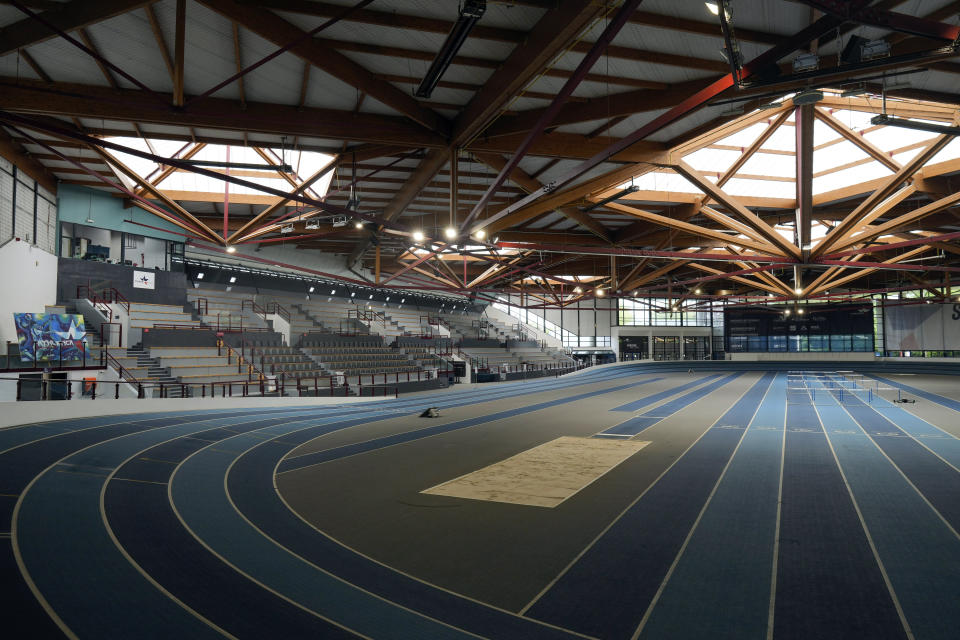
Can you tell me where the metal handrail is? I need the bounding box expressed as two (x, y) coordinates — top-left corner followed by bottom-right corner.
(102, 287), (131, 313)
(105, 350), (139, 385)
(264, 302), (291, 322)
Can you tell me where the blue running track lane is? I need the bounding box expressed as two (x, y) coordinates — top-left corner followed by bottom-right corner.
(771, 381), (906, 640)
(869, 375), (960, 413)
(0, 406), (339, 639)
(815, 390), (960, 640)
(828, 390), (960, 538)
(176, 374), (665, 638)
(637, 373), (785, 640)
(279, 376), (662, 474)
(104, 417), (366, 639)
(3, 365), (656, 638)
(13, 411), (316, 639)
(598, 372), (742, 437)
(608, 373), (724, 412)
(522, 373), (773, 639)
(860, 391), (960, 469)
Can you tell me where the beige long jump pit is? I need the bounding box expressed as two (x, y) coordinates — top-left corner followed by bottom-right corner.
(421, 436), (650, 508)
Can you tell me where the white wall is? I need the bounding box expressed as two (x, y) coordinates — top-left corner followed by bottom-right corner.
(0, 239), (59, 345)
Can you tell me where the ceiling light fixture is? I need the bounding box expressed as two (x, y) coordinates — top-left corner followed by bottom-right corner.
(229, 276), (237, 283)
(412, 230), (425, 242)
(705, 1), (719, 15)
(226, 246), (237, 253)
(415, 0), (486, 98)
(444, 226), (457, 239)
(308, 286), (314, 293)
(355, 221), (364, 229)
(870, 114), (960, 136)
(196, 272), (204, 280)
(473, 229), (486, 240)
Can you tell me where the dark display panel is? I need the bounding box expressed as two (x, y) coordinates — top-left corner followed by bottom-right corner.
(724, 304), (874, 352)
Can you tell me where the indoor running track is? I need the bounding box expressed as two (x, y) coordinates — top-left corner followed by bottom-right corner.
(3, 366), (960, 640)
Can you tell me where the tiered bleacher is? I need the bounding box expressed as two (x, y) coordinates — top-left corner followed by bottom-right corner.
(187, 288), (269, 331)
(72, 281), (577, 399)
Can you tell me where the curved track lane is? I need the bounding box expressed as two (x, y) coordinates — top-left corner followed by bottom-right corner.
(6, 365), (661, 639)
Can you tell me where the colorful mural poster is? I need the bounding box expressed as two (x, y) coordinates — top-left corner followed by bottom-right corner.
(14, 313), (87, 362)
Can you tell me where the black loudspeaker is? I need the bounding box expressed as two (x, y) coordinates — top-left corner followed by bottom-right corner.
(841, 36), (868, 64)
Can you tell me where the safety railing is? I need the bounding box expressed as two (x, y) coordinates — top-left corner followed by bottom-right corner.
(0, 339), (103, 372)
(105, 350), (139, 385)
(421, 315), (449, 329)
(78, 285), (114, 322)
(218, 341), (265, 381)
(101, 287), (131, 313)
(264, 302), (290, 322)
(242, 299), (268, 321)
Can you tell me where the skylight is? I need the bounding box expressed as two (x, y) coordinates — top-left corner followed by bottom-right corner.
(103, 137), (335, 201)
(610, 94), (958, 204)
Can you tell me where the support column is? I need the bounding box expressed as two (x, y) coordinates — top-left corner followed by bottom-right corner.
(795, 103), (814, 262)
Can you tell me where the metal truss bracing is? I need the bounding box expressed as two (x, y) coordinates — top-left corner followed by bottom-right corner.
(0, 0), (958, 305)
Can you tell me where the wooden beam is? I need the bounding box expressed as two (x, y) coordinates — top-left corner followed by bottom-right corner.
(813, 132), (954, 258)
(0, 78), (445, 147)
(0, 126), (57, 193)
(228, 157), (338, 243)
(144, 3), (175, 85)
(451, 0), (603, 145)
(472, 151), (612, 242)
(197, 0), (449, 136)
(687, 262), (784, 295)
(173, 0), (186, 107)
(814, 107), (901, 173)
(94, 147), (221, 242)
(231, 21), (245, 108)
(718, 110), (792, 188)
(810, 247), (930, 294)
(141, 142), (206, 194)
(833, 190), (960, 251)
(347, 148), (449, 266)
(604, 201), (786, 255)
(0, 0), (152, 56)
(672, 160), (801, 258)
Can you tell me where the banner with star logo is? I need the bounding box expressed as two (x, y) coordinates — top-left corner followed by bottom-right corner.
(14, 313), (88, 362)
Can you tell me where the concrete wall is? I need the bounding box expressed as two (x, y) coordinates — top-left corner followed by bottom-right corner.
(57, 258), (188, 306)
(0, 239), (59, 345)
(186, 240), (376, 283)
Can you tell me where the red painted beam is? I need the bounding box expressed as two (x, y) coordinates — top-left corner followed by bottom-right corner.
(496, 241), (797, 264)
(460, 0), (647, 230)
(473, 6), (867, 235)
(821, 231), (960, 258)
(817, 259), (960, 272)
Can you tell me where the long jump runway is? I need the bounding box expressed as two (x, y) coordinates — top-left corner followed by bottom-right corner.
(3, 365), (960, 639)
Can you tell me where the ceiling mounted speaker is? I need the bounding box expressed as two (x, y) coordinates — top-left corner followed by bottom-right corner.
(793, 89), (824, 105)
